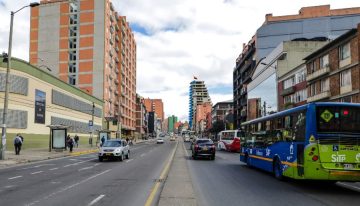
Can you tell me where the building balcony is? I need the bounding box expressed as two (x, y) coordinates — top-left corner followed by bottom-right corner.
(307, 91), (330, 102)
(280, 86), (295, 96)
(110, 38), (114, 45)
(115, 24), (120, 31)
(240, 87), (247, 95)
(110, 15), (114, 22)
(306, 67), (330, 82)
(115, 36), (119, 42)
(115, 79), (119, 85)
(115, 56), (119, 63)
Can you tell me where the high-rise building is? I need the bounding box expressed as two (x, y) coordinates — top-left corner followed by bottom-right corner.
(188, 80), (211, 129)
(30, 0), (137, 135)
(143, 98), (164, 121)
(167, 115), (178, 133)
(195, 102), (212, 133)
(233, 5), (360, 128)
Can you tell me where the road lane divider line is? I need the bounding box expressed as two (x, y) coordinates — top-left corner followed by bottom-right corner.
(78, 166), (94, 171)
(63, 158), (97, 167)
(26, 169), (112, 206)
(88, 194), (106, 206)
(140, 153), (146, 157)
(8, 176), (22, 180)
(49, 167), (59, 171)
(337, 182), (360, 192)
(144, 141), (178, 206)
(126, 159), (133, 163)
(31, 171), (43, 175)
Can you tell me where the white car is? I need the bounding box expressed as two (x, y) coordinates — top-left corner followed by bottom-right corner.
(157, 138), (164, 144)
(98, 139), (130, 162)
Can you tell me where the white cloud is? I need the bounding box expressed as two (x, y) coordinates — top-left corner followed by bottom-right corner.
(1, 0), (360, 121)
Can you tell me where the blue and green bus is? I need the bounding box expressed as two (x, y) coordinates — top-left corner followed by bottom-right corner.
(240, 102), (360, 181)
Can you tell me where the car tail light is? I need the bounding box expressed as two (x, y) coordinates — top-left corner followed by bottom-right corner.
(195, 144), (199, 150)
(211, 145), (215, 149)
(312, 155), (319, 161)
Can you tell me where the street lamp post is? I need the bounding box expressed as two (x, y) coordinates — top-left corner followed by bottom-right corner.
(0, 2), (40, 160)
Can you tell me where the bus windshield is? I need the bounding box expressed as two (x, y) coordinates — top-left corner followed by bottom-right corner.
(317, 106), (360, 133)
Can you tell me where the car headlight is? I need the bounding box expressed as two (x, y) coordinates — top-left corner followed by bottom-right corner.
(114, 148), (121, 153)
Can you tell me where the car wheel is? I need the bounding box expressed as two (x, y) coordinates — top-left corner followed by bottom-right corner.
(119, 153), (124, 161)
(126, 151), (130, 159)
(98, 157), (103, 162)
(273, 158), (283, 180)
(211, 155), (215, 160)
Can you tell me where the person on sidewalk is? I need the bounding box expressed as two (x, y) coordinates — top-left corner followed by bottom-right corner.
(100, 136), (106, 147)
(67, 135), (74, 152)
(13, 134), (23, 155)
(74, 134), (79, 148)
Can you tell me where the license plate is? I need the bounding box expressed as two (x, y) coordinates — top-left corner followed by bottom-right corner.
(344, 164), (354, 170)
(203, 147), (208, 151)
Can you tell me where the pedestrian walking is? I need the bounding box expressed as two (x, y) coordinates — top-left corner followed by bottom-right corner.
(67, 135), (74, 152)
(74, 134), (79, 148)
(13, 134), (23, 155)
(100, 136), (106, 147)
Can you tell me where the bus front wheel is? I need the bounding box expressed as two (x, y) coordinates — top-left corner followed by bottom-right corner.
(273, 158), (283, 180)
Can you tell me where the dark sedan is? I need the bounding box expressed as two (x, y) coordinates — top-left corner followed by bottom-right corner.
(192, 139), (216, 160)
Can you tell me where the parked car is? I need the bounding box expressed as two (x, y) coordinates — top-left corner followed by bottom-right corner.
(170, 136), (176, 141)
(157, 138), (164, 144)
(98, 139), (130, 162)
(184, 134), (190, 142)
(192, 139), (216, 160)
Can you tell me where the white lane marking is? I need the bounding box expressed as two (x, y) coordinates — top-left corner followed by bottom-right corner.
(126, 159), (133, 163)
(88, 194), (106, 206)
(31, 171), (43, 175)
(78, 166), (94, 171)
(337, 182), (360, 192)
(140, 153), (145, 157)
(26, 169), (111, 206)
(17, 164), (55, 170)
(8, 176), (22, 180)
(63, 158), (96, 167)
(69, 159), (79, 161)
(4, 185), (16, 188)
(49, 167), (59, 171)
(94, 163), (101, 167)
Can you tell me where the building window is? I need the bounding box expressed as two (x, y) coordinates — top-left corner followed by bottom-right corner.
(294, 89), (307, 103)
(284, 95), (293, 104)
(320, 78), (329, 92)
(339, 42), (350, 61)
(309, 61), (316, 73)
(341, 96), (352, 103)
(320, 54), (329, 69)
(310, 83), (316, 96)
(283, 77), (294, 89)
(68, 75), (76, 85)
(340, 69), (351, 87)
(295, 68), (306, 84)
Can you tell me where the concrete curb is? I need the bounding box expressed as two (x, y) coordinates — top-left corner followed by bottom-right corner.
(337, 182), (360, 192)
(70, 149), (98, 156)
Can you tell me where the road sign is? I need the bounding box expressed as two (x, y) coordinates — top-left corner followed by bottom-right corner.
(88, 120), (93, 126)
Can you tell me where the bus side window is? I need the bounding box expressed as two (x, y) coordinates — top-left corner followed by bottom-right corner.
(283, 116), (293, 142)
(294, 112), (306, 142)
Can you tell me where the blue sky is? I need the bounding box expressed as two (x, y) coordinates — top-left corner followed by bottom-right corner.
(1, 0), (360, 121)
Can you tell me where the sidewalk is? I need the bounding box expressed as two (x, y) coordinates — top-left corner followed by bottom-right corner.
(158, 140), (197, 206)
(0, 139), (150, 169)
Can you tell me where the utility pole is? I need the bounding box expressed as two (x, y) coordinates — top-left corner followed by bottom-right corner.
(0, 2), (40, 160)
(263, 101), (267, 117)
(90, 102), (94, 147)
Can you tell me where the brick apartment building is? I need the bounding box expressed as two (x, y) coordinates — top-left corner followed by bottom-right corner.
(234, 5), (360, 128)
(143, 98), (164, 122)
(195, 102), (212, 133)
(305, 24), (360, 103)
(30, 0), (137, 135)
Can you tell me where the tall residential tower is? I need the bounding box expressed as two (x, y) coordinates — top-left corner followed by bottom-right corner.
(188, 80), (211, 130)
(30, 0), (137, 135)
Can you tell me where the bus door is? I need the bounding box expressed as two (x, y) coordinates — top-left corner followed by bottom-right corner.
(296, 144), (304, 176)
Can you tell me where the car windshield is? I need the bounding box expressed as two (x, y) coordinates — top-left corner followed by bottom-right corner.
(196, 139), (213, 144)
(102, 141), (121, 147)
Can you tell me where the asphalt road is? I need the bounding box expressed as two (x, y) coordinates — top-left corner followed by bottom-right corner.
(0, 139), (176, 206)
(184, 142), (360, 206)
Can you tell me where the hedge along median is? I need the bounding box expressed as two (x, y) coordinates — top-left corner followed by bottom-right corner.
(5, 133), (94, 151)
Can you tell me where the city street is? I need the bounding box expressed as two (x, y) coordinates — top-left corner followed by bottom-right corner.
(0, 140), (176, 206)
(184, 142), (360, 206)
